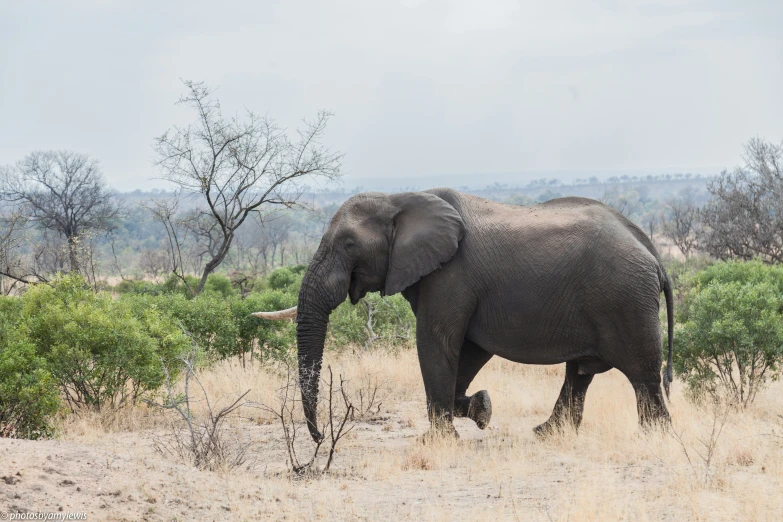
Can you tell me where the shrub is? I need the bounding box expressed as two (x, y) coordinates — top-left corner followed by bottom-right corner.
(115, 279), (166, 296)
(160, 273), (238, 298)
(663, 256), (714, 304)
(122, 292), (237, 361)
(123, 287), (298, 364)
(201, 273), (236, 298)
(0, 294), (23, 342)
(162, 273), (194, 295)
(329, 293), (415, 350)
(289, 264), (307, 275)
(232, 290), (297, 364)
(674, 260), (783, 405)
(0, 333), (60, 439)
(22, 274), (190, 410)
(267, 267), (301, 291)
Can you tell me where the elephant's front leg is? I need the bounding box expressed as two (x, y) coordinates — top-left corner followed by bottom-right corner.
(416, 328), (461, 439)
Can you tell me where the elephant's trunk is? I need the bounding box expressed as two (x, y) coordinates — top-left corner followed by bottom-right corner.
(251, 244), (350, 442)
(295, 250), (349, 442)
(296, 303), (329, 442)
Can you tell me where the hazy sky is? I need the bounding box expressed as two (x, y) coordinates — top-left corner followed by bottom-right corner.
(1, 0), (781, 191)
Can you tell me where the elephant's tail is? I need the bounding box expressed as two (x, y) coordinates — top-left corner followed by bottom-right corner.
(662, 274), (674, 400)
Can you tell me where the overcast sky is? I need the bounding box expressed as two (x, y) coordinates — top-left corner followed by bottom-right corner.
(1, 0), (781, 191)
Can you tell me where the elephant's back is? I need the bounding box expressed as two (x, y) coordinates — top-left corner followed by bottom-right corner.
(427, 189), (662, 286)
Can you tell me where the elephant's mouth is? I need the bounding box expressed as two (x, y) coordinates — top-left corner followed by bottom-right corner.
(349, 270), (367, 304)
(349, 268), (382, 304)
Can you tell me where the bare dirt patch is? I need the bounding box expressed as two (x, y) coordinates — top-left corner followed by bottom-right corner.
(2, 351), (782, 521)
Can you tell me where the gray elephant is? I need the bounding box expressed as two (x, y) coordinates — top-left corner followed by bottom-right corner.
(256, 188), (673, 441)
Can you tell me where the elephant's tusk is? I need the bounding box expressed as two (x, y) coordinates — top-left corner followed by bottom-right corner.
(251, 306), (298, 320)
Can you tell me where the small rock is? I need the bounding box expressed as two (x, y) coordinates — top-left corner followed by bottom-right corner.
(2, 476), (20, 485)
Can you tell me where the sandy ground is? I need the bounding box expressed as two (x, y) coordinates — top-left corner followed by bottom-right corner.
(2, 350), (782, 521)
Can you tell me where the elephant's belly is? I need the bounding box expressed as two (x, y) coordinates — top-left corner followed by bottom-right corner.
(465, 314), (598, 365)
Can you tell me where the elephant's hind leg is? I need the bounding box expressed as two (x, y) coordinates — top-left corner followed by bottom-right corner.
(632, 381), (670, 428)
(534, 361), (594, 437)
(610, 341), (671, 428)
(454, 339), (494, 429)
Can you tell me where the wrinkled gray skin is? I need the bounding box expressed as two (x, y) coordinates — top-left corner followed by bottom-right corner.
(296, 188), (673, 441)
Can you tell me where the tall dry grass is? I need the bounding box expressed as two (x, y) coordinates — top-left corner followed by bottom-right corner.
(60, 347), (783, 521)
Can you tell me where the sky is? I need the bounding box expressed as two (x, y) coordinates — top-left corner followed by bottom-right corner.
(1, 0), (781, 192)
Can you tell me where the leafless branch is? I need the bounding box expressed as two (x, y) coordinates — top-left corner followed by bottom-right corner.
(152, 80), (342, 294)
(0, 151), (121, 274)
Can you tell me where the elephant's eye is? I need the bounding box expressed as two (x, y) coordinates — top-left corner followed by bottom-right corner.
(344, 240), (356, 251)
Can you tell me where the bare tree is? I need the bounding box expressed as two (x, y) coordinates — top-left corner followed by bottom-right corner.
(145, 197), (198, 295)
(248, 214), (274, 275)
(0, 210), (73, 288)
(138, 249), (171, 282)
(700, 138), (783, 263)
(0, 210), (28, 294)
(153, 80), (342, 294)
(32, 231), (70, 279)
(266, 213), (295, 268)
(0, 151), (120, 273)
(642, 210), (660, 242)
(600, 186), (643, 220)
(662, 189), (701, 258)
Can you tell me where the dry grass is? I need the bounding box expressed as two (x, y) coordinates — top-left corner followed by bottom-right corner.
(31, 349), (783, 520)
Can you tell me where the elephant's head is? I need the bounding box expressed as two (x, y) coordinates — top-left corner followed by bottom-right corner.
(254, 191), (465, 441)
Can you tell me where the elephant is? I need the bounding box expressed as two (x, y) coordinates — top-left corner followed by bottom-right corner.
(255, 188), (674, 441)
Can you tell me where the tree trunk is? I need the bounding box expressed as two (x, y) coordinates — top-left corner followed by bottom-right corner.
(195, 234), (233, 294)
(67, 235), (81, 273)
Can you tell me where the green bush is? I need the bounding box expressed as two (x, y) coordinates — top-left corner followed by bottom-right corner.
(122, 281), (301, 364)
(122, 292), (237, 361)
(267, 267), (301, 291)
(162, 273), (191, 295)
(159, 273), (238, 298)
(22, 274), (190, 410)
(0, 333), (60, 439)
(674, 260), (783, 405)
(329, 293), (415, 349)
(201, 273), (236, 298)
(662, 256), (714, 304)
(0, 294), (23, 343)
(232, 290), (297, 363)
(115, 279), (166, 296)
(289, 264), (307, 275)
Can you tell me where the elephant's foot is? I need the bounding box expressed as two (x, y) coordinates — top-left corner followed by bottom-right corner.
(533, 417), (574, 439)
(533, 414), (585, 438)
(533, 420), (558, 439)
(467, 390), (492, 430)
(419, 422), (459, 444)
(638, 409), (671, 433)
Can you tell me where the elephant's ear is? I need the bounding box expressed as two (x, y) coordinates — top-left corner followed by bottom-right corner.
(384, 192), (465, 296)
